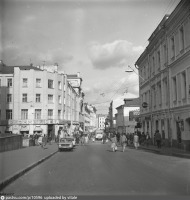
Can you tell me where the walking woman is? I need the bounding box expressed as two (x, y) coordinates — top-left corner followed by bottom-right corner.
(133, 132), (139, 150)
(121, 133), (127, 152)
(111, 135), (117, 152)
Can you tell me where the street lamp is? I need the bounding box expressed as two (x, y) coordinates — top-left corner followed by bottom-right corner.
(125, 65), (144, 81)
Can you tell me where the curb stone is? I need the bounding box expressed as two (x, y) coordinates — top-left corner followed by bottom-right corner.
(139, 146), (190, 159)
(0, 150), (58, 191)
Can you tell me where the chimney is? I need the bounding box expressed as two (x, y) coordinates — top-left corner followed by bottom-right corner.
(77, 72), (80, 77)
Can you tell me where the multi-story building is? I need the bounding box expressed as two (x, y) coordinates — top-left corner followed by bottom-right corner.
(0, 61), (82, 139)
(135, 0), (190, 149)
(83, 103), (97, 131)
(115, 98), (140, 134)
(97, 114), (107, 130)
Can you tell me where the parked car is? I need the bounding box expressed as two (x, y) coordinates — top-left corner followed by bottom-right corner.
(58, 137), (74, 151)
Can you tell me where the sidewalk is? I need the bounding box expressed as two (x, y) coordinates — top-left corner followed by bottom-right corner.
(137, 144), (190, 159)
(0, 142), (58, 191)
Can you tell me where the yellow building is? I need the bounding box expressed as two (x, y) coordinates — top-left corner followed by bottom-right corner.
(0, 61), (82, 139)
(135, 0), (190, 150)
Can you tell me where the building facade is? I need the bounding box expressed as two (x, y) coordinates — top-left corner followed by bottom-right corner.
(0, 62), (82, 139)
(97, 114), (107, 130)
(115, 98), (140, 134)
(83, 103), (97, 132)
(135, 0), (190, 149)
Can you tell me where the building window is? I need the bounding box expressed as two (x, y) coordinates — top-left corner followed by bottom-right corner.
(172, 77), (177, 101)
(163, 44), (167, 66)
(36, 94), (41, 103)
(58, 95), (61, 104)
(48, 79), (54, 89)
(48, 94), (53, 103)
(171, 36), (175, 59)
(179, 26), (184, 52)
(21, 109), (28, 120)
(152, 56), (155, 74)
(22, 93), (27, 102)
(35, 109), (41, 119)
(36, 79), (41, 88)
(22, 78), (28, 87)
(58, 110), (61, 119)
(48, 109), (53, 119)
(6, 109), (12, 119)
(7, 94), (12, 103)
(181, 71), (186, 99)
(157, 51), (161, 70)
(158, 83), (162, 106)
(7, 79), (12, 87)
(58, 81), (61, 90)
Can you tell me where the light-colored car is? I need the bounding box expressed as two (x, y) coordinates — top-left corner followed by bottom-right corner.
(95, 132), (103, 140)
(58, 137), (74, 151)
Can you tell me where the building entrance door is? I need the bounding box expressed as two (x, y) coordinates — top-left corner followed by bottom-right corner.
(48, 124), (55, 141)
(176, 122), (182, 144)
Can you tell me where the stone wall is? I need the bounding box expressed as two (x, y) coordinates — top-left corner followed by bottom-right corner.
(0, 134), (23, 152)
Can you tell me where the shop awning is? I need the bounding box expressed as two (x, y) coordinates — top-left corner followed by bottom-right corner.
(34, 126), (43, 132)
(20, 126), (29, 132)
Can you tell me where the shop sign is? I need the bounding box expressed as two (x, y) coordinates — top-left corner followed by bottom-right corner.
(7, 119), (67, 125)
(142, 102), (148, 108)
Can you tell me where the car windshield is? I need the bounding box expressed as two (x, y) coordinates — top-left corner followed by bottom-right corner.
(60, 138), (73, 142)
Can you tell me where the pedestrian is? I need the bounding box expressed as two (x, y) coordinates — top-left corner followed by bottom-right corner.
(155, 130), (162, 149)
(121, 133), (127, 152)
(41, 134), (45, 149)
(80, 133), (85, 146)
(133, 133), (139, 150)
(145, 132), (151, 147)
(44, 134), (47, 147)
(85, 134), (89, 144)
(116, 132), (120, 143)
(111, 135), (117, 152)
(102, 132), (106, 144)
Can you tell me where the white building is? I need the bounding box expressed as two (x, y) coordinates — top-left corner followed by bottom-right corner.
(0, 62), (82, 139)
(115, 98), (140, 134)
(97, 114), (107, 130)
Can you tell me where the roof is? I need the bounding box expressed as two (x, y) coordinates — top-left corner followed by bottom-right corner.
(116, 105), (123, 110)
(0, 65), (43, 74)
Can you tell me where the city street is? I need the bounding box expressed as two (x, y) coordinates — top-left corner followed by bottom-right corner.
(3, 140), (190, 196)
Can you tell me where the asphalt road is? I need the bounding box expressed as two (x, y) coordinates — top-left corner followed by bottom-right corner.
(3, 141), (190, 196)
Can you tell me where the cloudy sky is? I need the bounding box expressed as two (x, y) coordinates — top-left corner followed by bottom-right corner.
(0, 0), (180, 114)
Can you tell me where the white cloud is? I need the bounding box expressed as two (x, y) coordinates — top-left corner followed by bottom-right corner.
(88, 40), (144, 70)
